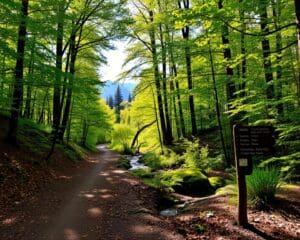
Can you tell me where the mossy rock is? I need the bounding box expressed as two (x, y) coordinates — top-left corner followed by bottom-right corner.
(162, 168), (214, 196)
(118, 156), (131, 169)
(209, 176), (226, 190)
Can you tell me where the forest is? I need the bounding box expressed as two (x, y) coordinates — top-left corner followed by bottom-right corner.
(0, 0), (299, 239)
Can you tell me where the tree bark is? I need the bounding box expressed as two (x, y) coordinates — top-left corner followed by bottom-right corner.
(59, 31), (77, 140)
(167, 27), (186, 136)
(170, 80), (181, 139)
(260, 2), (275, 115)
(149, 10), (171, 145)
(7, 0), (29, 144)
(131, 120), (156, 149)
(294, 0), (300, 105)
(52, 0), (65, 138)
(159, 22), (173, 142)
(178, 0), (197, 136)
(208, 40), (229, 166)
(24, 41), (35, 119)
(239, 0), (247, 98)
(272, 0), (284, 115)
(218, 0), (236, 109)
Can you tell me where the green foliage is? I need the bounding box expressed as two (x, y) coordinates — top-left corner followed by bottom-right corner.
(182, 141), (224, 171)
(261, 120), (300, 182)
(260, 153), (300, 183)
(118, 156), (131, 169)
(110, 124), (135, 154)
(246, 167), (282, 209)
(161, 168), (214, 196)
(140, 152), (161, 170)
(141, 151), (180, 171)
(131, 168), (153, 178)
(17, 119), (51, 154)
(209, 176), (226, 190)
(183, 141), (203, 169)
(56, 144), (82, 162)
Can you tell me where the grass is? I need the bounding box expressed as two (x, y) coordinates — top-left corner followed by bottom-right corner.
(246, 166), (281, 209)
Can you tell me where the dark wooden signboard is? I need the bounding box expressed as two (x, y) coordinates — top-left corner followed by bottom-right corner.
(233, 125), (275, 226)
(233, 125), (274, 175)
(234, 125), (274, 157)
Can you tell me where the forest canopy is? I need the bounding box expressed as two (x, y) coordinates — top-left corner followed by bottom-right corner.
(0, 0), (299, 180)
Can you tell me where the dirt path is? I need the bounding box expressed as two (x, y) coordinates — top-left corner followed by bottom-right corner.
(0, 145), (184, 240)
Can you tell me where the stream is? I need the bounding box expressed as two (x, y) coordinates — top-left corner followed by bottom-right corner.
(127, 154), (181, 216)
(127, 155), (147, 170)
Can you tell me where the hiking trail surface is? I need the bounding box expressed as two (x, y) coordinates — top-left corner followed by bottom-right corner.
(0, 145), (184, 240)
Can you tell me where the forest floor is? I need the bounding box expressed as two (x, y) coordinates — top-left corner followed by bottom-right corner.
(0, 144), (299, 240)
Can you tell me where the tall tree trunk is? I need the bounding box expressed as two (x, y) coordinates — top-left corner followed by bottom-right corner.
(178, 0), (197, 136)
(24, 42), (35, 119)
(30, 90), (36, 120)
(218, 0), (236, 116)
(167, 27), (186, 136)
(38, 90), (49, 124)
(151, 85), (164, 153)
(159, 23), (173, 142)
(66, 98), (74, 143)
(149, 10), (171, 145)
(237, 0), (248, 124)
(59, 31), (77, 140)
(260, 2), (275, 115)
(208, 40), (229, 166)
(239, 0), (247, 98)
(158, 0), (173, 141)
(294, 0), (300, 105)
(0, 50), (6, 109)
(7, 0), (29, 144)
(53, 0), (65, 137)
(170, 80), (181, 139)
(81, 118), (88, 146)
(272, 0), (284, 115)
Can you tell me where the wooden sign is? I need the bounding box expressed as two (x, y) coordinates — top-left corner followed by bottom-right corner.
(233, 124), (275, 226)
(234, 125), (274, 157)
(233, 125), (274, 175)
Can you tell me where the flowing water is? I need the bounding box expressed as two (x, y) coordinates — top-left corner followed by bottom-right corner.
(128, 155), (147, 170)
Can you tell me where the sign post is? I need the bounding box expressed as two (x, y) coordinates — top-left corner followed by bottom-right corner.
(233, 125), (274, 226)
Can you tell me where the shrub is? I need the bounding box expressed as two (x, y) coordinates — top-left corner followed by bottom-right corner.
(141, 152), (162, 170)
(183, 140), (202, 169)
(182, 141), (224, 171)
(110, 124), (135, 154)
(209, 176), (226, 190)
(246, 167), (281, 209)
(141, 151), (180, 171)
(118, 156), (131, 169)
(131, 168), (153, 178)
(161, 168), (214, 196)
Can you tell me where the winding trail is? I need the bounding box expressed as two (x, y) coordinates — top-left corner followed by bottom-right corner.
(0, 145), (184, 240)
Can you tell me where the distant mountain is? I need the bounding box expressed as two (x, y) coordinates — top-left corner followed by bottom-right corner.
(100, 81), (136, 101)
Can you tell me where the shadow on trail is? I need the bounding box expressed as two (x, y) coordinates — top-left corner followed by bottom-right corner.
(245, 224), (275, 240)
(0, 145), (183, 240)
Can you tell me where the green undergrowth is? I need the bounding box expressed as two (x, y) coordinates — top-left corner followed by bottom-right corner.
(128, 140), (227, 196)
(109, 124), (135, 154)
(209, 176), (226, 190)
(18, 119), (52, 154)
(17, 119), (86, 163)
(118, 155), (131, 169)
(246, 166), (282, 209)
